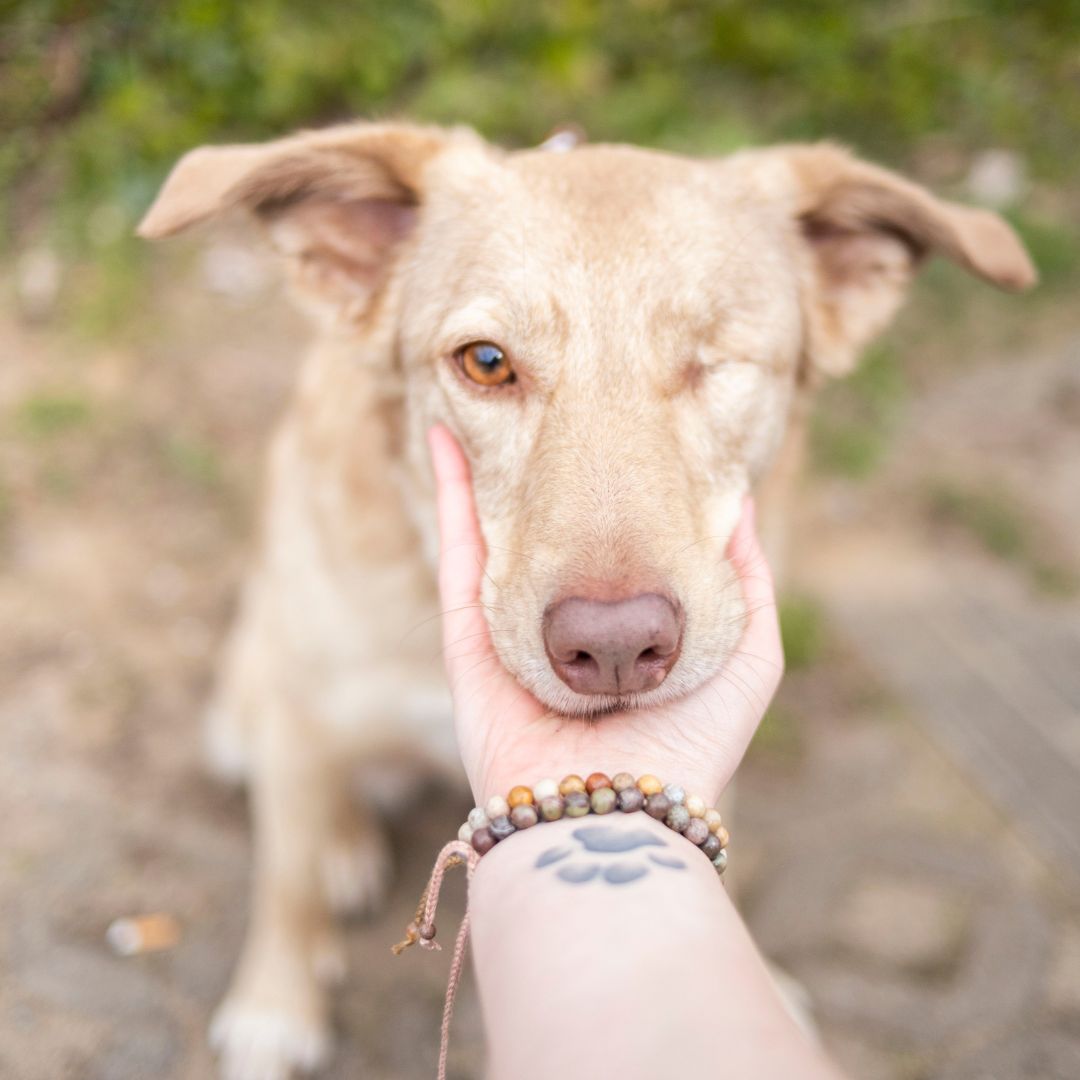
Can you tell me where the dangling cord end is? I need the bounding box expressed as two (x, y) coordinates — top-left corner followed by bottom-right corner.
(392, 839), (480, 1080)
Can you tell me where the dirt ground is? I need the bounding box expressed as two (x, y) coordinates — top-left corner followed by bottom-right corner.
(2, 235), (1078, 1079)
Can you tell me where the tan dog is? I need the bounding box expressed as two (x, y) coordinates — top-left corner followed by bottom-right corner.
(139, 122), (1034, 1079)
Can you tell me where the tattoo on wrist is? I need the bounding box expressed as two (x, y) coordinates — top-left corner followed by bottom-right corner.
(535, 825), (687, 886)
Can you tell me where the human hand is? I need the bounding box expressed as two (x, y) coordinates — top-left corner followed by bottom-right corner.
(429, 424), (783, 806)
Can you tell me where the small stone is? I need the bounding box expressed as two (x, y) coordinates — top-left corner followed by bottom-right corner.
(617, 787), (645, 813)
(611, 772), (636, 793)
(508, 785), (534, 809)
(471, 827), (496, 855)
(467, 807), (490, 831)
(457, 821), (474, 844)
(683, 818), (709, 846)
(637, 774), (663, 796)
(685, 794), (706, 818)
(662, 782), (686, 806)
(510, 804), (539, 830)
(585, 772), (612, 794)
(665, 804), (690, 833)
(644, 792), (672, 820)
(489, 814), (515, 841)
(712, 848), (729, 874)
(704, 809), (723, 834)
(533, 778), (559, 801)
(717, 825), (730, 848)
(538, 795), (565, 821)
(486, 795), (510, 820)
(701, 834), (722, 860)
(564, 791), (591, 817)
(590, 787), (617, 815)
(559, 774), (587, 796)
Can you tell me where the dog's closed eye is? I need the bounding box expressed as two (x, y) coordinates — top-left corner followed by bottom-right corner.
(457, 341), (516, 387)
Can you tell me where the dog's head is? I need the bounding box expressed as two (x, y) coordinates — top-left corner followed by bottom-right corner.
(141, 122), (1034, 715)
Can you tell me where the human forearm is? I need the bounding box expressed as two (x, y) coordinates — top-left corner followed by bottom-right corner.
(468, 811), (839, 1079)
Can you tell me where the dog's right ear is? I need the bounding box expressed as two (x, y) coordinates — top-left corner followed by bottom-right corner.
(138, 122), (469, 322)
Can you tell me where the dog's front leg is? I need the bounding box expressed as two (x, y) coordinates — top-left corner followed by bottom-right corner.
(211, 700), (350, 1080)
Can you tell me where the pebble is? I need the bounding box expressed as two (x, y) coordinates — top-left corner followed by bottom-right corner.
(662, 783), (686, 806)
(559, 774), (587, 796)
(611, 772), (636, 792)
(617, 787), (645, 813)
(685, 795), (706, 818)
(585, 772), (612, 794)
(564, 791), (591, 817)
(590, 787), (617, 814)
(683, 818), (709, 846)
(533, 778), (559, 801)
(467, 807), (490, 831)
(510, 804), (539, 830)
(489, 814), (515, 842)
(486, 795), (510, 820)
(508, 785), (534, 809)
(538, 795), (565, 821)
(637, 774), (663, 796)
(644, 792), (672, 820)
(701, 834), (722, 860)
(471, 827), (496, 855)
(665, 804), (691, 833)
(704, 809), (723, 834)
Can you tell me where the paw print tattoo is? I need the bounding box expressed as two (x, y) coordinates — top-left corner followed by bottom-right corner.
(535, 825), (687, 886)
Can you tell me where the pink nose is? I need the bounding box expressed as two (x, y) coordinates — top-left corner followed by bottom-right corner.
(544, 593), (683, 696)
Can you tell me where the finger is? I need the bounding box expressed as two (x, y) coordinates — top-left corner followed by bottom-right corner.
(427, 425), (497, 676)
(726, 497), (783, 676)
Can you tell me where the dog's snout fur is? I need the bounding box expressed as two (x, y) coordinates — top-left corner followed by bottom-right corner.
(544, 592), (683, 695)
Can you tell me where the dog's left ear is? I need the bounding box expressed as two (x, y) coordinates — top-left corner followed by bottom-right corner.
(138, 122), (475, 322)
(758, 143), (1036, 377)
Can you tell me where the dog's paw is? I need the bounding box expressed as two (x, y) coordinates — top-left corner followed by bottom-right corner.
(210, 1001), (330, 1080)
(320, 827), (392, 917)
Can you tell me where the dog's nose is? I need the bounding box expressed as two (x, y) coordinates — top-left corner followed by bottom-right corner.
(544, 593), (683, 696)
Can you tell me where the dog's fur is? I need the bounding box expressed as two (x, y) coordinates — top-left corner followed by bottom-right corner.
(139, 122), (1034, 1078)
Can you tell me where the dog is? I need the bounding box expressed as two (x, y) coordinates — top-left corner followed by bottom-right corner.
(138, 121), (1034, 1079)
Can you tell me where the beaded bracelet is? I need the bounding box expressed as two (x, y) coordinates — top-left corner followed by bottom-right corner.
(457, 771), (730, 875)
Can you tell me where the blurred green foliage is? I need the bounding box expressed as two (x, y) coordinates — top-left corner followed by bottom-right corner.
(779, 593), (828, 670)
(4, 0), (1080, 250)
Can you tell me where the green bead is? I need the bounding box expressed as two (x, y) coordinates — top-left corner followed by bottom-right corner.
(538, 795), (564, 821)
(564, 790), (591, 817)
(590, 787), (617, 815)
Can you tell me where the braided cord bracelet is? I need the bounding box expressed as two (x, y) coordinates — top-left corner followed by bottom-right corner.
(394, 770), (730, 1079)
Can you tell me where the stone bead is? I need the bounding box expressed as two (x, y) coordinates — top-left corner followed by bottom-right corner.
(611, 772), (636, 793)
(489, 814), (515, 842)
(665, 804), (691, 833)
(533, 778), (559, 802)
(704, 808), (723, 833)
(712, 848), (729, 874)
(419, 921), (436, 941)
(510, 804), (539, 830)
(457, 821), (474, 844)
(471, 827), (496, 855)
(559, 774), (587, 796)
(717, 825), (730, 848)
(538, 795), (565, 821)
(508, 785), (534, 809)
(644, 792), (672, 820)
(685, 794), (706, 818)
(637, 774), (663, 796)
(467, 806), (490, 831)
(701, 833), (723, 860)
(590, 787), (617, 815)
(617, 787), (645, 813)
(585, 772), (612, 794)
(683, 818), (710, 846)
(564, 791), (591, 817)
(485, 795), (510, 820)
(662, 782), (686, 806)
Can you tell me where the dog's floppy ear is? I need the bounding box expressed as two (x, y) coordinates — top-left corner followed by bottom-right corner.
(138, 122), (464, 322)
(768, 144), (1036, 377)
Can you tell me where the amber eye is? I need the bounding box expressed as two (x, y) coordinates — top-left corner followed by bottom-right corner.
(459, 342), (515, 387)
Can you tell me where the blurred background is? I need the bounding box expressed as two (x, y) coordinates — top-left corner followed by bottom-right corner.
(2, 2), (1079, 1077)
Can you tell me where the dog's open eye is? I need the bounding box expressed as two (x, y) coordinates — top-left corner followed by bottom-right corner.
(458, 342), (515, 387)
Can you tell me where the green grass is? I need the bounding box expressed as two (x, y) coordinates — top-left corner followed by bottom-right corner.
(779, 593), (827, 671)
(161, 433), (224, 490)
(15, 392), (94, 437)
(927, 479), (1079, 598)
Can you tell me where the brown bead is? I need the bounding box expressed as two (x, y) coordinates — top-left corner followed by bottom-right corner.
(510, 804), (538, 829)
(489, 814), (515, 841)
(644, 792), (672, 820)
(683, 818), (710, 846)
(617, 787), (645, 813)
(704, 809), (723, 834)
(471, 826), (496, 855)
(611, 772), (636, 793)
(538, 795), (564, 821)
(564, 790), (591, 817)
(701, 833), (723, 860)
(585, 772), (612, 794)
(508, 785), (533, 809)
(559, 774), (587, 796)
(418, 921), (436, 941)
(590, 787), (617, 815)
(637, 774), (663, 796)
(717, 825), (730, 848)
